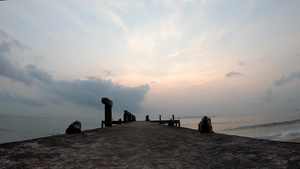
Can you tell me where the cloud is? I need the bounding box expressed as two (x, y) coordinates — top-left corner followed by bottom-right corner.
(0, 30), (29, 52)
(0, 29), (9, 38)
(127, 32), (155, 57)
(0, 30), (150, 114)
(69, 1), (130, 34)
(238, 61), (245, 66)
(273, 72), (300, 86)
(1, 58), (150, 113)
(0, 41), (11, 53)
(0, 43), (33, 86)
(263, 87), (273, 102)
(225, 71), (243, 78)
(48, 78), (149, 112)
(103, 69), (112, 77)
(155, 0), (194, 9)
(25, 64), (54, 84)
(0, 91), (46, 106)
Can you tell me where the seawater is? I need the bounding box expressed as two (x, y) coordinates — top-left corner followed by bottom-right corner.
(0, 114), (100, 144)
(180, 111), (300, 141)
(1, 112), (300, 144)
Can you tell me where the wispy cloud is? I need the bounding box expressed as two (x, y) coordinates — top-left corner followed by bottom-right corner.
(238, 61), (246, 66)
(103, 69), (112, 77)
(192, 28), (227, 51)
(225, 71), (243, 78)
(0, 91), (46, 107)
(273, 72), (300, 86)
(127, 32), (155, 57)
(168, 28), (226, 58)
(34, 0), (134, 35)
(154, 0), (187, 8)
(263, 87), (273, 102)
(160, 14), (182, 39)
(0, 40), (32, 86)
(236, 0), (256, 20)
(71, 1), (131, 34)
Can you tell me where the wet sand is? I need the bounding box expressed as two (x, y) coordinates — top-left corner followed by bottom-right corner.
(0, 121), (299, 168)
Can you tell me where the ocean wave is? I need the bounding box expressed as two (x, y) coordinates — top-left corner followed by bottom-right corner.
(258, 129), (300, 140)
(277, 130), (300, 139)
(227, 119), (300, 131)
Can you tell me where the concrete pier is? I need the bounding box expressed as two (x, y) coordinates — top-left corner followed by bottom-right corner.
(151, 115), (181, 127)
(0, 121), (299, 168)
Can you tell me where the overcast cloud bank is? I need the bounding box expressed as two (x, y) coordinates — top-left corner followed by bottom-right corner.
(0, 30), (149, 115)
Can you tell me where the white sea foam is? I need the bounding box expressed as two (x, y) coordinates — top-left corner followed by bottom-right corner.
(277, 129), (300, 140)
(180, 112), (300, 141)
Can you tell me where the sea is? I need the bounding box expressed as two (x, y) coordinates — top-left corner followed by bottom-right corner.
(1, 111), (300, 144)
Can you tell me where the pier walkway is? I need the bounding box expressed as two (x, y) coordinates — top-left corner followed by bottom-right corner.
(0, 121), (299, 168)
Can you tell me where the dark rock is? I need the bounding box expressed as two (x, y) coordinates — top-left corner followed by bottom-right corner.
(145, 115), (150, 121)
(66, 120), (82, 134)
(198, 116), (214, 133)
(168, 119), (174, 126)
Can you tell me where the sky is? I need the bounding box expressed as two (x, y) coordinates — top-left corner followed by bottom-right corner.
(0, 0), (300, 121)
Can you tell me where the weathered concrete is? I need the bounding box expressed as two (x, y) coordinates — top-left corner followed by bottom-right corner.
(124, 110), (136, 122)
(101, 97), (113, 127)
(0, 121), (299, 168)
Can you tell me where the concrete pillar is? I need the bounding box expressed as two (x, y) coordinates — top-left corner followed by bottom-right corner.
(123, 112), (127, 123)
(124, 110), (135, 122)
(101, 98), (113, 127)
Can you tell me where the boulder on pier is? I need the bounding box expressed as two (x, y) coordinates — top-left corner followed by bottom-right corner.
(198, 116), (214, 134)
(66, 120), (82, 134)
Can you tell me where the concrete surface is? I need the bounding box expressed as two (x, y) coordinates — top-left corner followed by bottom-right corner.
(0, 121), (299, 168)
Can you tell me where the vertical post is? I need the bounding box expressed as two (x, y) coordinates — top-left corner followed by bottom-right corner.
(123, 112), (126, 123)
(172, 115), (174, 121)
(105, 104), (112, 126)
(101, 98), (113, 127)
(159, 115), (161, 122)
(124, 110), (128, 123)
